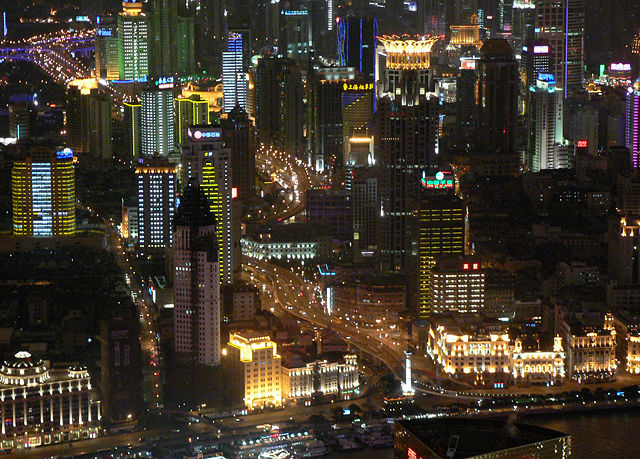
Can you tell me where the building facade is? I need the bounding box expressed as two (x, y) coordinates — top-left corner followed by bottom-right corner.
(135, 162), (177, 250)
(141, 78), (176, 157)
(429, 256), (484, 314)
(117, 0), (148, 81)
(281, 355), (359, 401)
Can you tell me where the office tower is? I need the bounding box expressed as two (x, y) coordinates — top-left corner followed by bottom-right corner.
(377, 95), (439, 272)
(173, 179), (221, 366)
(176, 94), (209, 147)
(337, 17), (377, 80)
(141, 77), (176, 157)
(343, 82), (374, 167)
(123, 97), (141, 158)
(418, 192), (466, 318)
(430, 256), (485, 314)
(609, 216), (640, 284)
(177, 16), (196, 75)
(309, 67), (357, 171)
(498, 0), (514, 31)
(457, 68), (477, 130)
(511, 0), (536, 50)
(255, 57), (304, 156)
(89, 89), (113, 160)
(281, 8), (313, 68)
(626, 81), (640, 169)
(95, 16), (119, 80)
(66, 86), (90, 155)
(223, 32), (247, 113)
(12, 146), (75, 237)
(182, 125), (236, 285)
(529, 74), (564, 171)
(117, 1), (149, 81)
(221, 106), (256, 200)
(521, 39), (552, 96)
(8, 104), (33, 141)
(476, 39), (519, 155)
(306, 188), (352, 241)
(228, 331), (282, 409)
(536, 0), (584, 96)
(136, 161), (177, 250)
(150, 0), (178, 76)
(351, 166), (378, 257)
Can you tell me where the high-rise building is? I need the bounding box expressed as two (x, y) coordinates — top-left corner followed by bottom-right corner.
(221, 106), (256, 201)
(521, 39), (552, 112)
(150, 0), (178, 76)
(8, 104), (33, 141)
(256, 57), (304, 156)
(95, 16), (119, 80)
(117, 0), (149, 81)
(136, 161), (177, 250)
(173, 178), (221, 366)
(429, 255), (484, 314)
(337, 17), (377, 80)
(281, 8), (313, 68)
(609, 215), (640, 284)
(141, 77), (176, 157)
(377, 95), (439, 272)
(529, 74), (565, 172)
(343, 81), (374, 166)
(306, 188), (352, 241)
(536, 0), (584, 96)
(123, 97), (141, 158)
(351, 166), (378, 257)
(182, 125), (236, 285)
(177, 16), (196, 75)
(228, 331), (282, 409)
(89, 89), (113, 160)
(223, 32), (247, 113)
(12, 146), (75, 237)
(66, 86), (90, 154)
(176, 94), (209, 147)
(418, 192), (466, 318)
(476, 39), (519, 156)
(626, 80), (640, 169)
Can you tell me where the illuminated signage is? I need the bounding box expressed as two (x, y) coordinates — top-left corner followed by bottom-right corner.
(231, 187), (238, 199)
(154, 76), (174, 89)
(187, 128), (221, 140)
(283, 10), (308, 15)
(610, 63), (631, 72)
(75, 16), (90, 22)
(460, 59), (476, 70)
(577, 140), (588, 148)
(462, 263), (479, 270)
(56, 148), (73, 159)
(342, 82), (374, 91)
(97, 29), (113, 37)
(421, 170), (454, 189)
(538, 73), (555, 83)
(533, 45), (549, 54)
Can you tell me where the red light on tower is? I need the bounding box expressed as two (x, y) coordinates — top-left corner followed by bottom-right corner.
(231, 187), (238, 199)
(463, 263), (469, 270)
(472, 263), (479, 270)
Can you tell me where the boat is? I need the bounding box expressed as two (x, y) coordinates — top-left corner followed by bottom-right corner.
(293, 439), (329, 457)
(336, 436), (362, 451)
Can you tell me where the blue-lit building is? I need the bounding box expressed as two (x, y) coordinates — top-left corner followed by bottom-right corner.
(223, 32), (246, 113)
(336, 16), (377, 80)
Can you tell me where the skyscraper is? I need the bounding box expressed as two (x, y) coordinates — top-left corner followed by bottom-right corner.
(89, 89), (113, 160)
(136, 161), (177, 250)
(141, 77), (176, 157)
(150, 0), (178, 76)
(536, 0), (584, 96)
(117, 0), (149, 81)
(337, 17), (377, 80)
(66, 86), (90, 154)
(95, 15), (119, 80)
(176, 94), (209, 147)
(12, 146), (75, 237)
(476, 39), (519, 156)
(281, 8), (313, 67)
(182, 125), (236, 285)
(177, 16), (196, 75)
(221, 106), (256, 201)
(223, 32), (247, 113)
(256, 57), (304, 156)
(173, 178), (221, 366)
(529, 74), (565, 172)
(123, 97), (141, 158)
(626, 81), (640, 169)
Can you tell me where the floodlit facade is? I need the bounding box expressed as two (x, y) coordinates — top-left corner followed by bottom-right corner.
(241, 237), (318, 261)
(117, 0), (148, 81)
(228, 332), (282, 409)
(628, 335), (640, 374)
(175, 95), (209, 146)
(512, 336), (566, 385)
(0, 351), (101, 450)
(12, 146), (75, 237)
(281, 355), (359, 401)
(136, 163), (177, 250)
(377, 35), (440, 70)
(141, 78), (176, 157)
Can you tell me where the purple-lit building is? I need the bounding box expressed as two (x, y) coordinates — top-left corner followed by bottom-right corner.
(626, 81), (640, 168)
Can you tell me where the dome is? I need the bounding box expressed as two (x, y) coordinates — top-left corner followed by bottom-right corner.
(0, 351), (50, 386)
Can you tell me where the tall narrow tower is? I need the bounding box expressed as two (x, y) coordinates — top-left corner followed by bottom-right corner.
(173, 179), (221, 366)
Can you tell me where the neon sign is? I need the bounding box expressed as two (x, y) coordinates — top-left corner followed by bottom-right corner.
(577, 140), (588, 148)
(187, 128), (221, 140)
(154, 76), (174, 89)
(97, 29), (113, 37)
(56, 148), (73, 159)
(610, 63), (631, 72)
(533, 45), (549, 54)
(421, 170), (454, 189)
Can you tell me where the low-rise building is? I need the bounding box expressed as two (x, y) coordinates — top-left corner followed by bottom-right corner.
(0, 351), (101, 450)
(241, 223), (332, 261)
(281, 355), (359, 402)
(511, 336), (565, 385)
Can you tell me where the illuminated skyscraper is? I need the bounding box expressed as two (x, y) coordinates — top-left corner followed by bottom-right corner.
(626, 80), (640, 169)
(176, 94), (209, 147)
(536, 0), (584, 96)
(282, 9), (313, 67)
(124, 97), (141, 158)
(182, 125), (236, 285)
(177, 16), (196, 75)
(173, 178), (221, 366)
(12, 146), (75, 237)
(141, 77), (176, 157)
(117, 0), (149, 81)
(150, 0), (178, 76)
(337, 16), (377, 80)
(529, 74), (565, 172)
(223, 32), (247, 113)
(136, 161), (177, 250)
(95, 15), (119, 80)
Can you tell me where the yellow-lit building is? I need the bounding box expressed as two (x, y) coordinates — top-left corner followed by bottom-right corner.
(175, 94), (209, 146)
(377, 35), (441, 70)
(427, 321), (511, 386)
(228, 332), (282, 409)
(512, 336), (565, 385)
(449, 15), (481, 46)
(628, 335), (640, 374)
(281, 355), (359, 402)
(12, 146), (75, 237)
(181, 82), (223, 114)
